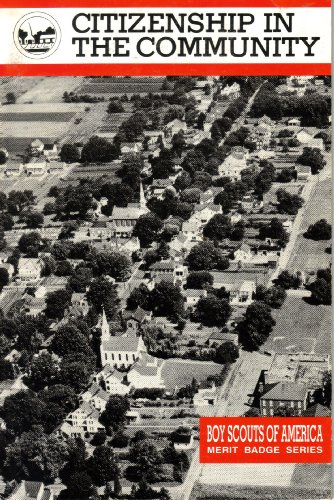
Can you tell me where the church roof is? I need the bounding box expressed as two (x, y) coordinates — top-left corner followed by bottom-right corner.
(102, 336), (141, 353)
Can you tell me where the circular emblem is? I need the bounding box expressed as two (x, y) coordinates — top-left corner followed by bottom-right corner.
(14, 12), (61, 59)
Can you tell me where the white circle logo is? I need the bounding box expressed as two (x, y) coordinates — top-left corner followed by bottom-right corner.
(14, 12), (61, 59)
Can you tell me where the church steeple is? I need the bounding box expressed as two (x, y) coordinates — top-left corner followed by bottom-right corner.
(100, 308), (110, 340)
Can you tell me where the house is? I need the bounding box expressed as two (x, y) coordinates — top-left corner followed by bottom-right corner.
(100, 309), (147, 368)
(193, 381), (218, 406)
(229, 280), (255, 306)
(183, 288), (207, 308)
(25, 157), (47, 176)
(109, 236), (140, 255)
(258, 115), (275, 127)
(164, 119), (187, 139)
(296, 164), (312, 181)
(143, 130), (164, 145)
(126, 410), (141, 424)
(123, 307), (152, 333)
(287, 118), (301, 127)
(218, 147), (249, 179)
(181, 220), (202, 242)
(127, 353), (165, 389)
(234, 243), (252, 262)
(295, 128), (315, 144)
(80, 382), (109, 412)
(221, 82), (240, 98)
(94, 364), (130, 395)
(43, 142), (59, 159)
(110, 182), (148, 238)
(71, 292), (89, 316)
(150, 258), (188, 282)
(65, 402), (105, 434)
(17, 258), (44, 283)
(208, 331), (238, 347)
(191, 203), (222, 226)
(21, 296), (46, 316)
(30, 139), (44, 155)
(5, 162), (22, 177)
(305, 138), (324, 150)
(121, 142), (141, 155)
(260, 382), (308, 416)
(7, 481), (54, 500)
(149, 179), (174, 199)
(47, 160), (64, 173)
(0, 378), (28, 406)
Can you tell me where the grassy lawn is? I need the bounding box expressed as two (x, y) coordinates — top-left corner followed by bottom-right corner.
(287, 177), (331, 273)
(263, 297), (331, 355)
(161, 359), (223, 392)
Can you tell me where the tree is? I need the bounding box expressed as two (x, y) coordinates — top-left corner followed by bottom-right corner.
(55, 260), (74, 276)
(2, 391), (47, 435)
(187, 241), (229, 271)
(304, 219), (331, 240)
(0, 359), (15, 381)
(259, 218), (289, 246)
(127, 283), (150, 310)
(203, 214), (232, 241)
(263, 285), (287, 309)
(0, 335), (11, 358)
(0, 267), (9, 291)
(186, 271), (213, 289)
(58, 359), (92, 392)
(297, 147), (326, 175)
(100, 395), (130, 433)
(89, 250), (131, 281)
(87, 445), (118, 486)
(25, 212), (44, 229)
(87, 276), (119, 319)
(81, 136), (119, 163)
(150, 281), (185, 319)
(67, 266), (93, 292)
(133, 213), (163, 247)
(107, 100), (125, 113)
(18, 231), (42, 256)
(309, 268), (331, 305)
(276, 188), (304, 215)
(196, 296), (232, 327)
(45, 289), (72, 319)
(276, 270), (302, 290)
(129, 439), (163, 482)
(274, 405), (295, 417)
(4, 425), (68, 483)
(24, 352), (58, 391)
(65, 471), (96, 500)
(238, 302), (276, 351)
(60, 144), (80, 163)
(0, 150), (7, 165)
(8, 190), (36, 215)
(51, 325), (91, 358)
(6, 92), (16, 104)
(40, 384), (77, 414)
(0, 213), (14, 230)
(254, 162), (276, 196)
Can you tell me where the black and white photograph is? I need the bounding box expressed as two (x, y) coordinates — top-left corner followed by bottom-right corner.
(0, 74), (331, 500)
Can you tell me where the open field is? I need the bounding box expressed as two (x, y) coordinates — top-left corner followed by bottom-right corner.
(16, 76), (84, 103)
(161, 359), (223, 392)
(1, 112), (76, 122)
(0, 77), (44, 102)
(263, 297), (331, 355)
(3, 122), (69, 138)
(287, 176), (331, 273)
(80, 76), (164, 95)
(0, 103), (87, 113)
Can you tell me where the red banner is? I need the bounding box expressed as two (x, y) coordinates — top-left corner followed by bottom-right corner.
(200, 417), (332, 463)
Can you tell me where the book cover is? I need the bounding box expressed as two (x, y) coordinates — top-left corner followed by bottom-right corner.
(0, 1), (331, 500)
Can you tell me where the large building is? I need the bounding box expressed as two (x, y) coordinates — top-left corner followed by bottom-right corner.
(110, 182), (148, 238)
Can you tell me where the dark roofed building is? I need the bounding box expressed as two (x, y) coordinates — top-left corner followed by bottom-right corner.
(260, 382), (308, 416)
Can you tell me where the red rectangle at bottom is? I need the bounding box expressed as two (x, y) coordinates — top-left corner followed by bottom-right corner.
(200, 417), (331, 463)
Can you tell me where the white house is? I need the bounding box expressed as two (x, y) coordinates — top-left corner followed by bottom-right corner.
(190, 203), (222, 226)
(17, 258), (44, 283)
(80, 382), (109, 412)
(7, 481), (54, 500)
(150, 258), (188, 283)
(71, 292), (89, 316)
(127, 353), (165, 389)
(25, 157), (47, 176)
(229, 280), (255, 306)
(183, 289), (207, 308)
(94, 364), (130, 395)
(193, 382), (218, 406)
(164, 119), (187, 139)
(65, 402), (105, 434)
(296, 128), (314, 144)
(234, 243), (252, 262)
(221, 82), (240, 98)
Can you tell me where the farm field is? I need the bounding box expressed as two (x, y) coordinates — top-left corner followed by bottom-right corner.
(0, 76), (44, 102)
(80, 76), (165, 95)
(16, 76), (84, 103)
(263, 297), (331, 355)
(1, 112), (76, 122)
(161, 359), (223, 392)
(2, 137), (57, 154)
